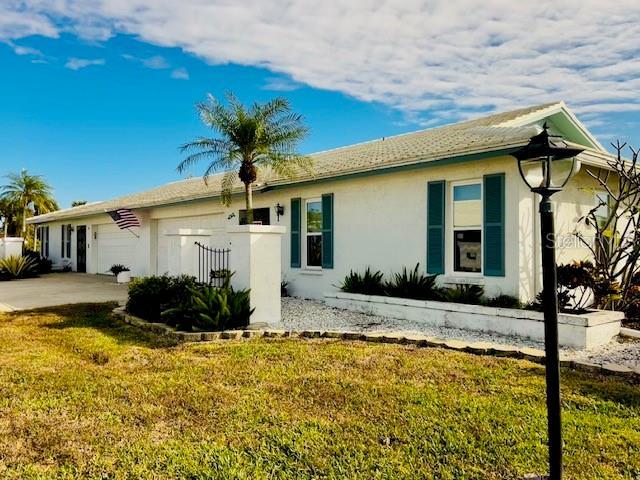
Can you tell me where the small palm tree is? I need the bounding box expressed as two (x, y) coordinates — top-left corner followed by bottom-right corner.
(1, 170), (58, 235)
(0, 197), (18, 236)
(178, 93), (311, 222)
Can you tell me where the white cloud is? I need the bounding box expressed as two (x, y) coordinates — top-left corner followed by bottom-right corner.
(171, 67), (189, 80)
(262, 76), (302, 91)
(65, 57), (105, 70)
(10, 43), (42, 56)
(142, 55), (169, 69)
(123, 53), (170, 69)
(2, 1), (640, 124)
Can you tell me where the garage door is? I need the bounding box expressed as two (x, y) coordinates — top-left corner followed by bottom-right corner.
(96, 224), (138, 274)
(156, 214), (224, 275)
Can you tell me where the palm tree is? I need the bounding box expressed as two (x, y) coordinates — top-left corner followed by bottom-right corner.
(0, 197), (17, 236)
(1, 170), (58, 236)
(178, 93), (311, 222)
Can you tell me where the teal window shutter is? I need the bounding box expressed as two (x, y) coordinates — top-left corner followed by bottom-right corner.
(483, 173), (505, 277)
(321, 193), (334, 269)
(290, 198), (301, 268)
(427, 181), (445, 274)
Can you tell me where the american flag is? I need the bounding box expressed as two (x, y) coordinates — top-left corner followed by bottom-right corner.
(107, 208), (141, 229)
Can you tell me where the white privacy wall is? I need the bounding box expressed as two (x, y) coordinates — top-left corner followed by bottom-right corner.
(33, 154), (600, 302)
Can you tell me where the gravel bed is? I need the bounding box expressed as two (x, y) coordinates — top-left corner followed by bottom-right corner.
(279, 297), (640, 370)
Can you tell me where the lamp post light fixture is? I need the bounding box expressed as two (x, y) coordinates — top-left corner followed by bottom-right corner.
(513, 123), (584, 480)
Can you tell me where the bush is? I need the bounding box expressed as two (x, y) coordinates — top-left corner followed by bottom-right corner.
(444, 284), (484, 305)
(128, 273), (253, 331)
(126, 274), (198, 321)
(340, 267), (385, 296)
(190, 275), (253, 330)
(0, 255), (39, 280)
(22, 249), (52, 274)
(483, 294), (522, 309)
(384, 264), (443, 300)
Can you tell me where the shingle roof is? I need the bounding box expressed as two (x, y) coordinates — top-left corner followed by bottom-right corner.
(29, 102), (562, 223)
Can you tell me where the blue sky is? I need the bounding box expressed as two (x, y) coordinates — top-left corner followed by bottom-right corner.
(1, 2), (639, 208)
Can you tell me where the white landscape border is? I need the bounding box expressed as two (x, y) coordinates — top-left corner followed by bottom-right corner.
(323, 292), (624, 349)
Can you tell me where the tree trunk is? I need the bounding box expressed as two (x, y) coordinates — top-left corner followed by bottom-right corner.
(22, 202), (27, 236)
(245, 183), (254, 224)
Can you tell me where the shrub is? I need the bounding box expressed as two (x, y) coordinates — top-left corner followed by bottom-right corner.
(624, 285), (640, 327)
(23, 249), (52, 274)
(281, 279), (289, 297)
(525, 289), (575, 313)
(483, 294), (522, 309)
(126, 274), (198, 321)
(109, 264), (130, 276)
(340, 267), (385, 296)
(0, 255), (39, 280)
(191, 275), (254, 330)
(444, 284), (485, 305)
(385, 264), (443, 301)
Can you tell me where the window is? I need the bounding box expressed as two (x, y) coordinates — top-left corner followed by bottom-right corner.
(594, 192), (610, 227)
(39, 226), (49, 258)
(594, 192), (612, 264)
(239, 207), (270, 225)
(305, 199), (322, 268)
(61, 224), (72, 258)
(452, 182), (482, 273)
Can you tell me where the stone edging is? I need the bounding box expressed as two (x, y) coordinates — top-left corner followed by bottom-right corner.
(620, 327), (640, 339)
(112, 307), (640, 382)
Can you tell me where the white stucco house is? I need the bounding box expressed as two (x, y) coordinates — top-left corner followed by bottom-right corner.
(28, 101), (615, 303)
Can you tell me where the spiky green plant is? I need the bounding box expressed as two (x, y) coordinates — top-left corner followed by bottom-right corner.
(0, 255), (39, 280)
(178, 93), (311, 223)
(339, 267), (385, 296)
(384, 264), (443, 300)
(444, 284), (485, 305)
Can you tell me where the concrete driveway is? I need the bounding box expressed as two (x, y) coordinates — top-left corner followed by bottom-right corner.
(0, 273), (128, 311)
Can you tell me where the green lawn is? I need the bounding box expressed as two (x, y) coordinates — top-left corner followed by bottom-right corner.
(0, 304), (638, 479)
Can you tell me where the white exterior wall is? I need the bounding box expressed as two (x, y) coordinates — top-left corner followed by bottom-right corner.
(33, 155), (604, 302)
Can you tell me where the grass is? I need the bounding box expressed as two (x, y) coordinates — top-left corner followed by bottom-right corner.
(0, 304), (638, 479)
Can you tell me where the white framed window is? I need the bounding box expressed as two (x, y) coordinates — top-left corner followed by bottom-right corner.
(451, 181), (482, 274)
(38, 226), (49, 258)
(594, 191), (611, 227)
(61, 224), (72, 258)
(305, 198), (322, 268)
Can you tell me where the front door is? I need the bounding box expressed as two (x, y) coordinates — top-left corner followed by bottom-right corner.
(76, 226), (87, 273)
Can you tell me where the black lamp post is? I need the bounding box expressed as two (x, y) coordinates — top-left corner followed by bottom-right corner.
(513, 123), (584, 480)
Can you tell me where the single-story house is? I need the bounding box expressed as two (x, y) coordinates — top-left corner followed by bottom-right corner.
(29, 101), (615, 302)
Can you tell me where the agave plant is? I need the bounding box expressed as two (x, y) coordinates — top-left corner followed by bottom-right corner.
(191, 274), (254, 330)
(444, 284), (485, 305)
(339, 267), (385, 296)
(384, 263), (443, 301)
(0, 255), (39, 280)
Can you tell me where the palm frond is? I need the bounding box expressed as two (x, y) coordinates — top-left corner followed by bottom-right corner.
(220, 171), (238, 206)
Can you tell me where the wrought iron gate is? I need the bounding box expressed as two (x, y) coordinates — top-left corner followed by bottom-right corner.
(195, 242), (230, 286)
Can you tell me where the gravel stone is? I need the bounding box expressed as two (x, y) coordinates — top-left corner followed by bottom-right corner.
(280, 297), (640, 370)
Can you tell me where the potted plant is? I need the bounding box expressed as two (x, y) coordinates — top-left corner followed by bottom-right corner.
(109, 264), (131, 284)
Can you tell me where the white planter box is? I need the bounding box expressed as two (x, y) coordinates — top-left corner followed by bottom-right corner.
(324, 292), (623, 349)
(116, 271), (131, 284)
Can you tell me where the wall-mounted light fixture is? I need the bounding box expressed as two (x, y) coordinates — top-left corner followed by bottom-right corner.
(275, 203), (285, 221)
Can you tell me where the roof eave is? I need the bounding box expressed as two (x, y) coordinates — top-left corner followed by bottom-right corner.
(28, 141), (530, 224)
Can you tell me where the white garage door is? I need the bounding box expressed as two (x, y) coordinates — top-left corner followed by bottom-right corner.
(96, 224), (138, 274)
(156, 214), (224, 275)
